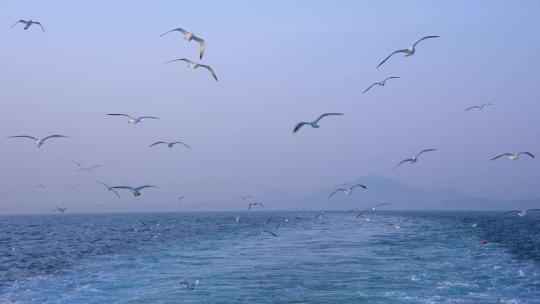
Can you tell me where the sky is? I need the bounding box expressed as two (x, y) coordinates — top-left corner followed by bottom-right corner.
(1, 0), (539, 213)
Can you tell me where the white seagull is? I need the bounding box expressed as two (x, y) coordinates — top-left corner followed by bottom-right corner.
(328, 184), (367, 198)
(395, 149), (438, 169)
(495, 209), (540, 217)
(394, 218), (412, 229)
(377, 35), (440, 68)
(248, 202), (264, 211)
(363, 76), (400, 94)
(164, 58), (218, 81)
(8, 134), (70, 148)
(111, 185), (158, 197)
(490, 152), (535, 161)
(106, 114), (159, 124)
(11, 19), (45, 32)
(293, 113), (344, 133)
(181, 279), (202, 290)
(465, 103), (493, 111)
(78, 165), (101, 172)
(96, 181), (121, 199)
(149, 141), (191, 149)
(160, 28), (205, 60)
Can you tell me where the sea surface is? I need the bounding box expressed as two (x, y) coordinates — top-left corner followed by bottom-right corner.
(0, 211), (539, 303)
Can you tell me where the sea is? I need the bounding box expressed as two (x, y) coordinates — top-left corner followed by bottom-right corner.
(0, 211), (539, 303)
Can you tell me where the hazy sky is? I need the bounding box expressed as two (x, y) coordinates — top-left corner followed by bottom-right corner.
(1, 0), (539, 213)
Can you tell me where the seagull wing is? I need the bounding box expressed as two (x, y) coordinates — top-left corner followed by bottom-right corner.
(315, 113), (344, 123)
(495, 210), (518, 217)
(382, 76), (400, 84)
(356, 209), (371, 218)
(198, 64), (218, 81)
(11, 20), (25, 28)
(138, 116), (159, 120)
(518, 152), (535, 159)
(149, 142), (167, 147)
(110, 188), (121, 199)
(192, 35), (205, 59)
(263, 230), (277, 237)
(8, 135), (37, 141)
(328, 189), (345, 198)
(412, 35), (440, 47)
(363, 83), (379, 94)
(399, 218), (411, 226)
(133, 185), (158, 192)
(163, 58), (191, 64)
(170, 141), (192, 149)
(490, 153), (512, 161)
(415, 149), (438, 158)
(395, 158), (414, 168)
(377, 49), (407, 68)
(107, 113), (134, 119)
(350, 184), (367, 191)
(42, 135), (70, 143)
(111, 186), (134, 191)
(464, 106), (481, 111)
(34, 22), (45, 32)
(293, 122), (309, 133)
(160, 27), (186, 37)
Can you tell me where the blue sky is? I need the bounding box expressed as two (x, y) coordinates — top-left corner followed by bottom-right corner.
(1, 0), (539, 213)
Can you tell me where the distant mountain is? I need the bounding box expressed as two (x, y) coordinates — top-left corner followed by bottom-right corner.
(260, 174), (540, 211)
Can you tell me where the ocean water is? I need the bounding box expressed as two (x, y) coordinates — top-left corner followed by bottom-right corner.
(0, 211), (539, 303)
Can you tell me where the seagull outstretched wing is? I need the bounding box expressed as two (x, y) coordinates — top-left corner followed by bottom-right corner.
(328, 189), (346, 198)
(412, 35), (440, 47)
(34, 22), (45, 32)
(149, 142), (167, 147)
(134, 185), (158, 192)
(42, 135), (70, 143)
(171, 141), (192, 149)
(8, 135), (37, 141)
(138, 116), (159, 120)
(518, 152), (535, 159)
(163, 58), (191, 65)
(377, 49), (407, 68)
(395, 158), (414, 168)
(198, 64), (218, 81)
(415, 149), (438, 158)
(192, 35), (205, 60)
(350, 184), (367, 191)
(315, 113), (344, 123)
(293, 122), (309, 133)
(160, 27), (187, 37)
(363, 83), (380, 94)
(490, 153), (512, 161)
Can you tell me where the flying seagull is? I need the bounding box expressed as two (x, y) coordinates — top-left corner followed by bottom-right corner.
(395, 149), (438, 169)
(96, 181), (121, 199)
(293, 113), (344, 133)
(495, 209), (540, 217)
(160, 28), (205, 60)
(181, 279), (202, 290)
(248, 202), (264, 211)
(237, 195), (252, 201)
(328, 184), (367, 198)
(111, 185), (158, 197)
(262, 230), (278, 237)
(394, 218), (412, 229)
(178, 195), (188, 202)
(54, 207), (67, 213)
(106, 114), (159, 124)
(490, 152), (535, 161)
(78, 165), (101, 172)
(8, 135), (70, 148)
(465, 103), (493, 111)
(149, 141), (191, 149)
(363, 77), (400, 94)
(356, 203), (390, 218)
(377, 35), (440, 68)
(73, 160), (85, 167)
(164, 58), (218, 81)
(11, 19), (45, 32)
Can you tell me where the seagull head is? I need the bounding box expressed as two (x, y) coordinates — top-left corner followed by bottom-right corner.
(184, 32), (193, 41)
(509, 154), (519, 160)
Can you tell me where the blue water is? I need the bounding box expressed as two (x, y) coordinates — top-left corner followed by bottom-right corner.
(1, 211), (539, 303)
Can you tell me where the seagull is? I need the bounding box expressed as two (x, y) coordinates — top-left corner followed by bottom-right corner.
(465, 103), (493, 111)
(178, 195), (188, 202)
(73, 160), (85, 167)
(490, 152), (535, 161)
(235, 216), (240, 223)
(106, 114), (159, 124)
(54, 207), (67, 213)
(363, 77), (400, 94)
(495, 209), (540, 217)
(237, 195), (252, 201)
(181, 279), (202, 290)
(395, 149), (438, 169)
(96, 181), (121, 199)
(356, 203), (390, 218)
(149, 141), (191, 149)
(328, 184), (367, 198)
(164, 58), (218, 81)
(377, 35), (440, 68)
(77, 165), (101, 172)
(248, 202), (264, 211)
(11, 19), (45, 32)
(262, 230), (277, 237)
(7, 135), (70, 148)
(293, 113), (344, 133)
(111, 185), (158, 197)
(394, 218), (412, 229)
(34, 184), (45, 189)
(160, 28), (205, 60)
